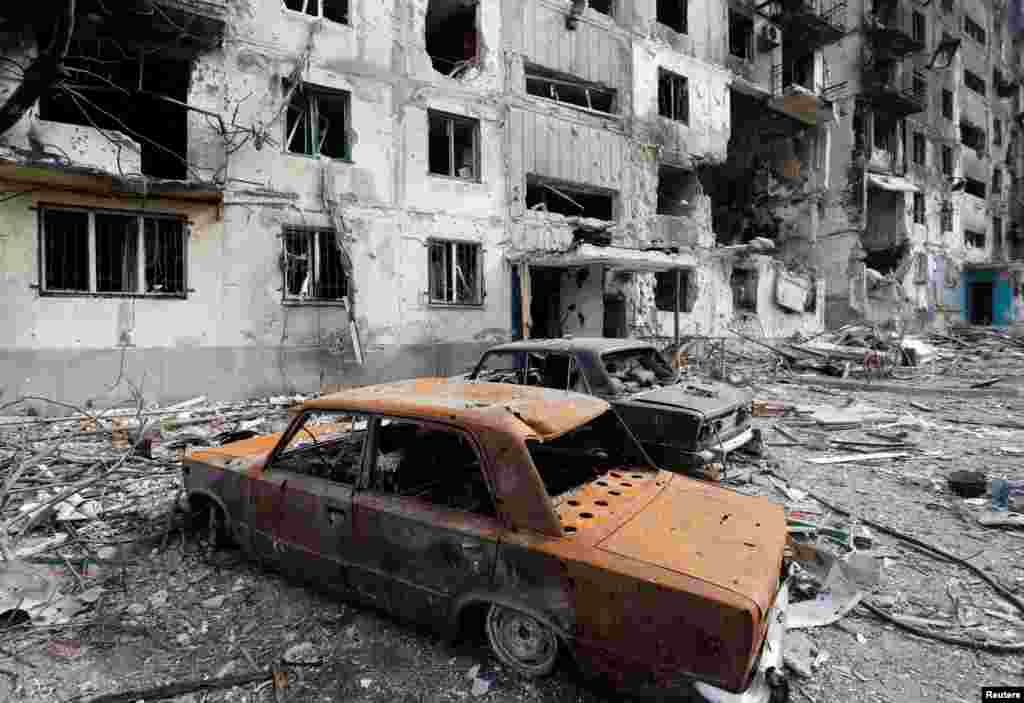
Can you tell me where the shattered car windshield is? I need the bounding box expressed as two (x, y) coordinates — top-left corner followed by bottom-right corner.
(527, 411), (651, 501)
(601, 348), (676, 393)
(473, 351), (523, 384)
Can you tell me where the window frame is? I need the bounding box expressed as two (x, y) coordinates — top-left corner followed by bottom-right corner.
(941, 89), (953, 120)
(281, 226), (350, 306)
(281, 0), (349, 25)
(524, 64), (618, 117)
(656, 0), (688, 34)
(912, 132), (926, 166)
(912, 192), (925, 225)
(940, 201), (953, 232)
(427, 109), (481, 181)
(965, 229), (986, 248)
(37, 205), (188, 299)
(912, 11), (926, 45)
(268, 409), (370, 485)
(728, 10), (754, 61)
(283, 81), (352, 161)
(941, 145), (953, 176)
(427, 238), (485, 307)
(658, 68), (690, 125)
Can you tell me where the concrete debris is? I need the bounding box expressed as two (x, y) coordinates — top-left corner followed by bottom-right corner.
(283, 642), (321, 665)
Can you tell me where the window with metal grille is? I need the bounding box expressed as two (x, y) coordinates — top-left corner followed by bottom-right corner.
(40, 207), (186, 297)
(964, 70), (986, 96)
(913, 193), (925, 224)
(428, 110), (480, 180)
(428, 239), (483, 306)
(657, 0), (687, 33)
(282, 0), (348, 23)
(285, 81), (351, 160)
(940, 201), (953, 232)
(941, 145), (953, 176)
(658, 69), (689, 124)
(281, 228), (349, 303)
(963, 15), (985, 45)
(912, 11), (925, 44)
(942, 89), (953, 120)
(912, 133), (926, 165)
(525, 64), (617, 114)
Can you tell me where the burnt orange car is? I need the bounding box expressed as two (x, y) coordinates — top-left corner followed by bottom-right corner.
(183, 379), (791, 702)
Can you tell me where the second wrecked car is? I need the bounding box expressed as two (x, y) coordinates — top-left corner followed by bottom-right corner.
(183, 379), (790, 703)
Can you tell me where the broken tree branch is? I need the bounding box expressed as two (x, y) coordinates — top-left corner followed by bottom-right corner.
(76, 668), (287, 703)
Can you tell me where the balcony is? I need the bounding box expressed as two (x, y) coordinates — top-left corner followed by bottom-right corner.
(755, 0), (847, 49)
(70, 0), (227, 54)
(863, 1), (925, 58)
(861, 64), (926, 117)
(768, 65), (841, 126)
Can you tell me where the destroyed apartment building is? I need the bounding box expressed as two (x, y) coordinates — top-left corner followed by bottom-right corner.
(1, 0), (859, 408)
(817, 0), (1024, 331)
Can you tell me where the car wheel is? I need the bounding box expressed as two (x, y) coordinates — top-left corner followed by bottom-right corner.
(484, 604), (559, 677)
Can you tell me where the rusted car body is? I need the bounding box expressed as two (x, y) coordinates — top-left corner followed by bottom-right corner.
(184, 380), (790, 702)
(462, 338), (757, 474)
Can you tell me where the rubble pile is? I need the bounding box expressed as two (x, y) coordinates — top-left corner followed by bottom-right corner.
(0, 394), (306, 629)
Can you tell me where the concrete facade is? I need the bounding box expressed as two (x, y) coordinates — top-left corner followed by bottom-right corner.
(0, 0), (826, 409)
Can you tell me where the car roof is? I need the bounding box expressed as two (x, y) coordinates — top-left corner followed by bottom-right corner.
(483, 337), (654, 355)
(299, 378), (610, 442)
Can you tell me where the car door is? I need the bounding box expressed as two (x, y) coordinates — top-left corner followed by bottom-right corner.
(349, 417), (502, 626)
(257, 411), (369, 594)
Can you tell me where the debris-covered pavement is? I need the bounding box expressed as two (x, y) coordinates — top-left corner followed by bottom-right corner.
(2, 327), (1024, 702)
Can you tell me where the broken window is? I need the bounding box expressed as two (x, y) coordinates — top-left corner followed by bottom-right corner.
(995, 119), (1003, 146)
(913, 73), (927, 102)
(425, 0), (479, 77)
(873, 113), (896, 151)
(525, 64), (616, 114)
(38, 41), (190, 179)
(368, 418), (496, 516)
(964, 15), (986, 45)
(912, 11), (926, 44)
(913, 192), (925, 224)
(282, 227), (349, 302)
(525, 176), (615, 220)
(274, 411), (368, 483)
(942, 89), (953, 120)
(994, 216), (1004, 252)
(730, 268), (758, 311)
(993, 168), (1003, 194)
(654, 270), (696, 312)
(40, 207), (186, 297)
(428, 110), (479, 179)
(942, 145), (954, 176)
(428, 239), (483, 305)
(656, 165), (696, 216)
(964, 69), (986, 97)
(729, 11), (754, 61)
(785, 51), (816, 91)
(588, 0), (613, 16)
(282, 0), (348, 23)
(912, 133), (926, 165)
(964, 177), (987, 198)
(965, 229), (986, 248)
(658, 69), (689, 124)
(961, 121), (986, 152)
(941, 201), (953, 232)
(657, 0), (687, 33)
(285, 82), (351, 160)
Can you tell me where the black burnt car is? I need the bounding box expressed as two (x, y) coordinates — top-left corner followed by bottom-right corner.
(462, 338), (756, 473)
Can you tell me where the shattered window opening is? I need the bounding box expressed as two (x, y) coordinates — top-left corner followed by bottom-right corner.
(40, 207), (186, 297)
(654, 270), (695, 313)
(369, 417), (497, 517)
(285, 81), (351, 160)
(601, 348), (677, 395)
(942, 89), (953, 120)
(527, 411), (650, 505)
(728, 11), (753, 61)
(965, 229), (986, 248)
(964, 69), (986, 97)
(912, 11), (925, 44)
(525, 64), (617, 115)
(282, 0), (348, 24)
(524, 176), (616, 220)
(730, 268), (758, 311)
(428, 110), (480, 180)
(589, 0), (613, 16)
(656, 165), (697, 216)
(912, 132), (926, 165)
(961, 121), (986, 153)
(428, 239), (483, 306)
(964, 177), (987, 199)
(657, 0), (687, 33)
(941, 201), (953, 232)
(994, 217), (1004, 253)
(913, 192), (925, 225)
(993, 168), (1003, 194)
(425, 0), (479, 77)
(658, 69), (689, 124)
(994, 119), (1003, 146)
(282, 227), (349, 303)
(941, 145), (953, 176)
(274, 411), (367, 484)
(873, 112), (897, 151)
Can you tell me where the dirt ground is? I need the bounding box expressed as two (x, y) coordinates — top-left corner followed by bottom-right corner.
(2, 373), (1024, 703)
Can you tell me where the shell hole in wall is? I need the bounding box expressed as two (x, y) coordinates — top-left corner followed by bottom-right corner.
(426, 0), (480, 79)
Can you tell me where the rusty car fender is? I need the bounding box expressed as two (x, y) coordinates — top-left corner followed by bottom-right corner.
(185, 488), (233, 527)
(448, 590), (574, 643)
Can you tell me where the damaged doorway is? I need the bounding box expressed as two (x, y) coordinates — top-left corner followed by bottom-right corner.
(528, 267), (564, 339)
(968, 281), (994, 325)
